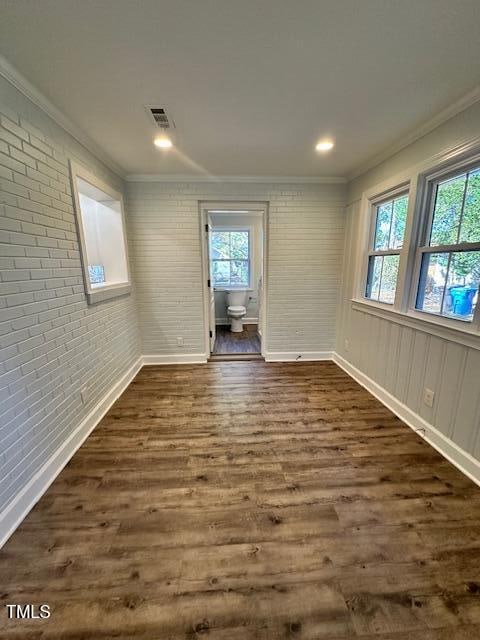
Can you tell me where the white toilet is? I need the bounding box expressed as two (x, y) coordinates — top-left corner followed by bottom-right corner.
(226, 290), (248, 332)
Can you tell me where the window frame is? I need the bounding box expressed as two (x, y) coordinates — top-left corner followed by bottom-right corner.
(210, 226), (253, 290)
(409, 157), (480, 331)
(353, 142), (480, 347)
(364, 186), (410, 306)
(69, 160), (131, 304)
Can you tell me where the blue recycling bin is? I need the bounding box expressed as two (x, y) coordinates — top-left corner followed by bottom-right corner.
(449, 286), (477, 316)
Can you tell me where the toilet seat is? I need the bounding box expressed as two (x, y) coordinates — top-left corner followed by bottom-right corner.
(227, 305), (246, 318)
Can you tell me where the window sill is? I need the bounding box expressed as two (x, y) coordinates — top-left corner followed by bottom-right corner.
(351, 298), (480, 350)
(87, 283), (131, 304)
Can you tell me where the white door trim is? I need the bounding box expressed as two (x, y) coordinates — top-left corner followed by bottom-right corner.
(199, 201), (269, 357)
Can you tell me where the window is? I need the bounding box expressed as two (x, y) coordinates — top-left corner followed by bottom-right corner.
(365, 193), (408, 304)
(70, 161), (131, 304)
(88, 264), (106, 285)
(415, 166), (480, 322)
(210, 229), (250, 288)
(357, 150), (480, 340)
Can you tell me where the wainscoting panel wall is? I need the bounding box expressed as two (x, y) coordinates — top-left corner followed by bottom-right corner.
(342, 303), (480, 455)
(127, 180), (346, 357)
(337, 103), (480, 480)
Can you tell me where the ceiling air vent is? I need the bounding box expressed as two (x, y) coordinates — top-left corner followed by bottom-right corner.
(145, 106), (175, 129)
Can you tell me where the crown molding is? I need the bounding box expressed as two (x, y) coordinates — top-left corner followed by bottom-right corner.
(125, 173), (346, 184)
(347, 85), (480, 182)
(0, 55), (126, 179)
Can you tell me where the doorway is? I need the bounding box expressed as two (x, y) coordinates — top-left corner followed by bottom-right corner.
(200, 202), (268, 359)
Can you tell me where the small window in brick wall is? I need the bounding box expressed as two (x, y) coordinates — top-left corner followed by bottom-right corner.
(70, 161), (131, 304)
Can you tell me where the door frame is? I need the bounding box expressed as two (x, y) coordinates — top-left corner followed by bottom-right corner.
(199, 201), (269, 357)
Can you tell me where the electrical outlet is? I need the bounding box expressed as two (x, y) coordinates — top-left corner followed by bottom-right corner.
(177, 336), (184, 347)
(80, 386), (88, 405)
(344, 339), (350, 352)
(423, 388), (435, 408)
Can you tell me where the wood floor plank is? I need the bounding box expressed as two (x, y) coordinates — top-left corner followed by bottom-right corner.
(213, 324), (261, 354)
(0, 361), (479, 639)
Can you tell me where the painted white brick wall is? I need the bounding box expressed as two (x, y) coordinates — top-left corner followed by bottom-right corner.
(127, 181), (346, 355)
(0, 80), (141, 513)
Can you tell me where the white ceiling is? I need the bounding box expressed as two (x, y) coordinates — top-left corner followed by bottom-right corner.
(1, 0), (479, 178)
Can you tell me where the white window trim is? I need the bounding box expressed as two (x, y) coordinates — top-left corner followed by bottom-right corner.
(355, 176), (413, 312)
(353, 137), (480, 349)
(351, 298), (480, 351)
(408, 157), (480, 331)
(210, 225), (254, 290)
(69, 160), (131, 304)
(364, 185), (410, 306)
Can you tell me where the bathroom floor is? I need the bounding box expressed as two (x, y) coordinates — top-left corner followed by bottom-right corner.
(213, 324), (261, 354)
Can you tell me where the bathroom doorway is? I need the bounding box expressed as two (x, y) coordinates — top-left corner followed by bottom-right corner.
(200, 202), (267, 359)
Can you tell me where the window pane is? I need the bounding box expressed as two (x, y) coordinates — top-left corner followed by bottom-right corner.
(391, 195), (408, 249)
(211, 232), (231, 259)
(212, 260), (230, 286)
(366, 254), (400, 304)
(230, 260), (249, 286)
(230, 231), (249, 259)
(443, 251), (480, 320)
(374, 195), (408, 250)
(430, 174), (466, 246)
(460, 168), (480, 243)
(374, 202), (392, 250)
(378, 254), (400, 304)
(366, 255), (383, 300)
(416, 253), (449, 314)
(88, 264), (105, 285)
(416, 250), (480, 321)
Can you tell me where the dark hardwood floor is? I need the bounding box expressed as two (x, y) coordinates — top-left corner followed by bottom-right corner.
(213, 324), (261, 354)
(1, 361), (480, 639)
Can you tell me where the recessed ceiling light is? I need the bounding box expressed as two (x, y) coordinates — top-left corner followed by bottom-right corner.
(154, 136), (173, 149)
(316, 139), (334, 152)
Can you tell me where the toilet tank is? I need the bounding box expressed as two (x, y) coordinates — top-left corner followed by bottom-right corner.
(226, 290), (247, 306)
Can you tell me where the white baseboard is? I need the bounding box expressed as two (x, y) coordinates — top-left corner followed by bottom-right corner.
(333, 352), (480, 488)
(215, 317), (258, 325)
(142, 353), (208, 365)
(265, 350), (333, 362)
(0, 356), (143, 549)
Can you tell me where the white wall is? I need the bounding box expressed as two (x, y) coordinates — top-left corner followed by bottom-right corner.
(93, 199), (128, 283)
(127, 180), (346, 358)
(0, 76), (141, 520)
(348, 101), (480, 203)
(210, 212), (263, 322)
(79, 193), (102, 266)
(337, 101), (480, 475)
